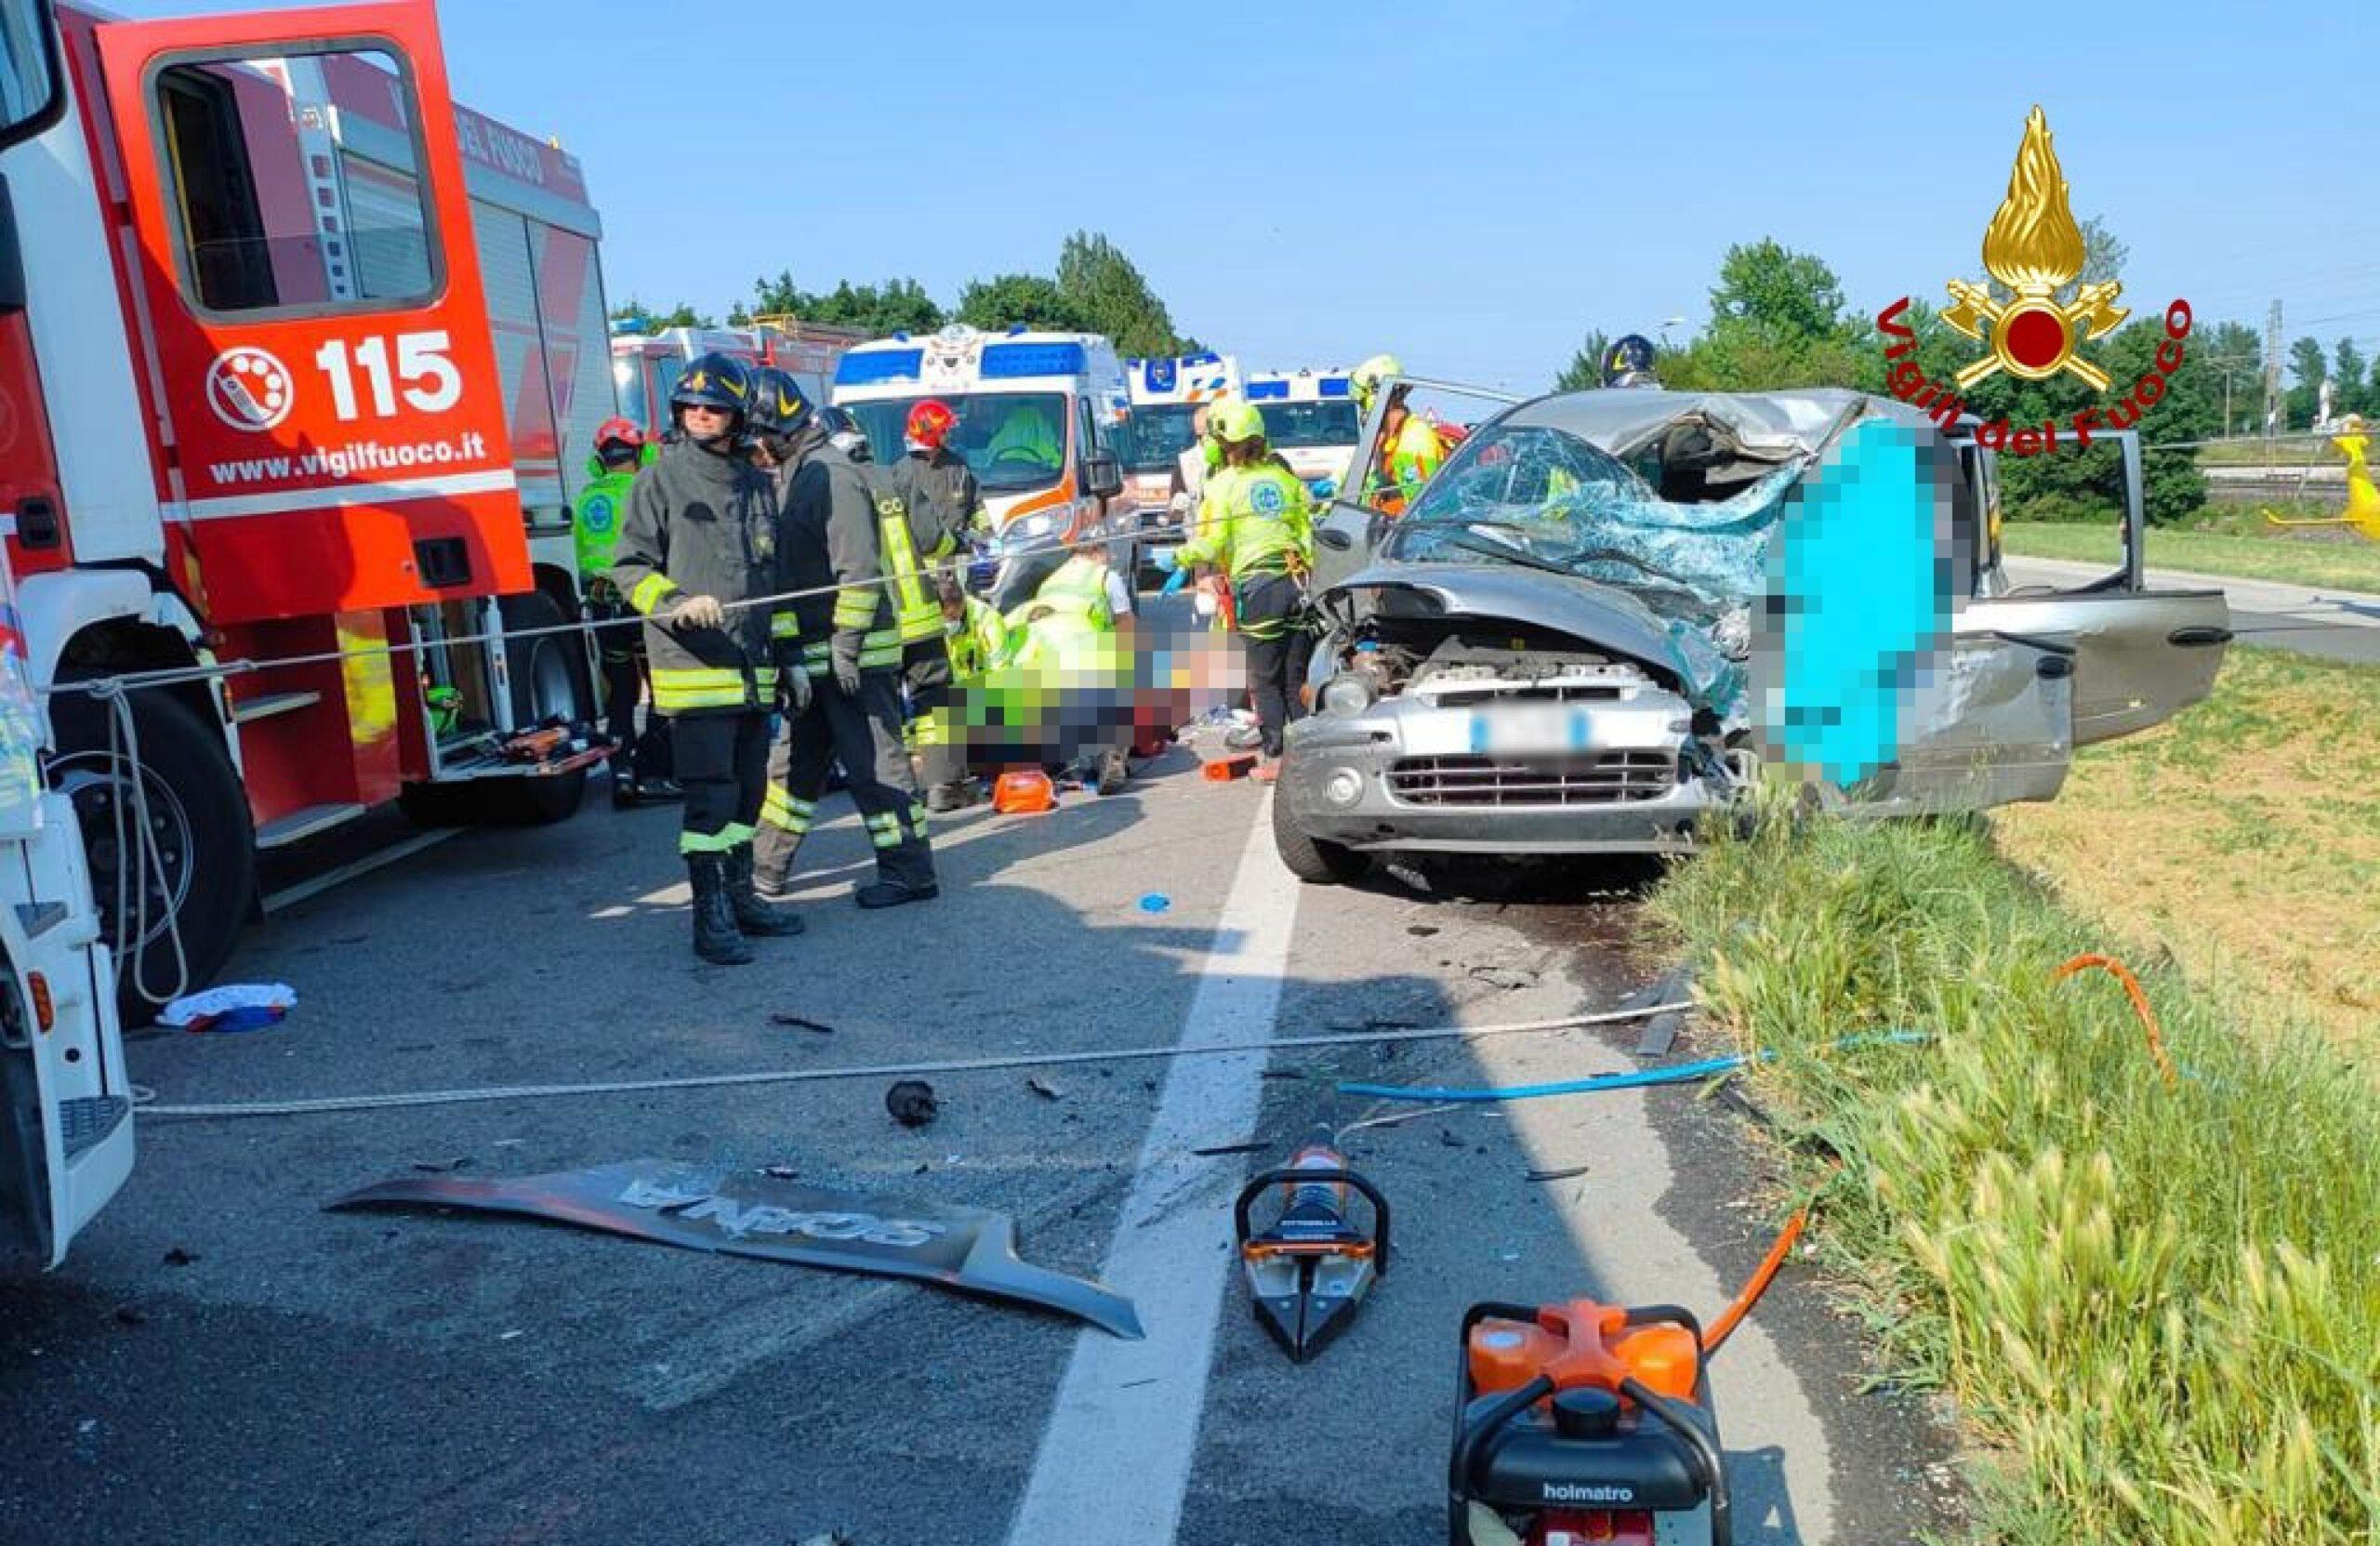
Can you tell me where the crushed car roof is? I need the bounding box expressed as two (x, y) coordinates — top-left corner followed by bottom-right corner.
(1505, 386), (1942, 458)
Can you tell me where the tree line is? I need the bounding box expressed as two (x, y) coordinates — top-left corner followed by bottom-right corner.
(611, 230), (1198, 359)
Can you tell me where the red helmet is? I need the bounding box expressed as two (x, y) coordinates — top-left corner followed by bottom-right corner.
(906, 399), (958, 450)
(595, 416), (645, 454)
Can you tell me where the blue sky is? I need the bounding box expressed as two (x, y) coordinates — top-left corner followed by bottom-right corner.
(112, 0), (2380, 390)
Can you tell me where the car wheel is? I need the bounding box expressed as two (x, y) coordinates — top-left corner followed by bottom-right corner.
(1269, 778), (1369, 885)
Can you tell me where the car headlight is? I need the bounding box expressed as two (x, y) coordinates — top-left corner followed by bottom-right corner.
(1011, 511), (1058, 543)
(1319, 673), (1376, 715)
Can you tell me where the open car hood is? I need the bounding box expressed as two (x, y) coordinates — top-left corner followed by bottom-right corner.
(1320, 561), (1742, 716)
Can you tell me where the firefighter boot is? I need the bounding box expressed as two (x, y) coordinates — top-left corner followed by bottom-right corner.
(726, 843), (805, 937)
(686, 853), (756, 966)
(1094, 747), (1129, 797)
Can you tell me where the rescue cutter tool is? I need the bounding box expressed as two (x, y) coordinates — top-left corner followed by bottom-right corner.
(1232, 1130), (1389, 1363)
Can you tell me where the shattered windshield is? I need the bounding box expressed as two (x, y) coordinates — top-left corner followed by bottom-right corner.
(1383, 423), (1800, 619)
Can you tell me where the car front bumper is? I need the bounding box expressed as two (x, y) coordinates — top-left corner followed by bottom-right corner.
(1277, 695), (1736, 855)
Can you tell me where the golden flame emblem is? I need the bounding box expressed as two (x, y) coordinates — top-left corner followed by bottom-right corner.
(1941, 107), (2128, 390)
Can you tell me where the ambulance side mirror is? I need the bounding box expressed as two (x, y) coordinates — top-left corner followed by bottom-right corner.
(1082, 451), (1124, 502)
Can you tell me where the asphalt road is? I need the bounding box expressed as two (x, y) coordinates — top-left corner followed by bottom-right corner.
(0, 712), (1963, 1545)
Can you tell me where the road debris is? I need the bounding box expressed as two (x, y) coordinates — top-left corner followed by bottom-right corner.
(885, 1079), (940, 1128)
(1468, 964), (1540, 992)
(1137, 893), (1171, 914)
(770, 1012), (837, 1035)
(1025, 1077), (1064, 1101)
(1191, 1141), (1268, 1157)
(328, 1158), (1144, 1338)
(158, 983), (297, 1034)
(1526, 1164), (1593, 1183)
(411, 1156), (470, 1174)
(162, 1248), (199, 1267)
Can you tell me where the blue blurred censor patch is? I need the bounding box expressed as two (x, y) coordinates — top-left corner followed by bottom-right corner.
(1754, 419), (1956, 787)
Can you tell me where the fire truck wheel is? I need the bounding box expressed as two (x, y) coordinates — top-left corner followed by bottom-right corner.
(48, 681), (257, 1025)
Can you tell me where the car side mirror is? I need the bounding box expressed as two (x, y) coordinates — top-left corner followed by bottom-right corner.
(1316, 526), (1355, 552)
(1083, 451), (1124, 502)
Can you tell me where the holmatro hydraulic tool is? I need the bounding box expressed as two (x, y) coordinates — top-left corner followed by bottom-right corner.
(1446, 1210), (1804, 1546)
(1233, 1129), (1389, 1363)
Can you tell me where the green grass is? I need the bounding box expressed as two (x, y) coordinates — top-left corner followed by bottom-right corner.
(1993, 649), (2380, 1044)
(2194, 439), (2345, 468)
(2001, 520), (2380, 593)
(1648, 804), (2380, 1544)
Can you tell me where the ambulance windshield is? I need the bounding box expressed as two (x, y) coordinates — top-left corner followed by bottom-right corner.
(1257, 401), (1361, 450)
(1119, 404), (1199, 473)
(847, 393), (1070, 494)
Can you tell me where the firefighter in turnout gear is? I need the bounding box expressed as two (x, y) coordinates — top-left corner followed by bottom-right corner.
(754, 381), (941, 909)
(888, 399), (979, 813)
(607, 352), (807, 965)
(576, 417), (680, 808)
(1160, 399), (1316, 780)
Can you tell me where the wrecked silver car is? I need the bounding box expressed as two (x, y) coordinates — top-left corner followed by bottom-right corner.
(1273, 382), (2231, 883)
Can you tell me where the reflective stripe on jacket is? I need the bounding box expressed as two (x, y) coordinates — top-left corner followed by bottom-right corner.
(607, 440), (781, 716)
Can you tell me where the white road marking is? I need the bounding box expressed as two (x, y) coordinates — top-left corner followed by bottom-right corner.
(1004, 795), (1299, 1546)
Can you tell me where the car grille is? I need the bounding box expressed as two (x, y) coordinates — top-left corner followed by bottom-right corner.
(1386, 752), (1676, 807)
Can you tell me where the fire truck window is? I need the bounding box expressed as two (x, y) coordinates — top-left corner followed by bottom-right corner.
(155, 48), (439, 315)
(614, 357), (651, 437)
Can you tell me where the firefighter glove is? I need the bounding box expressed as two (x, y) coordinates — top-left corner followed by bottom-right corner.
(782, 664), (813, 717)
(830, 631), (865, 696)
(670, 593), (726, 631)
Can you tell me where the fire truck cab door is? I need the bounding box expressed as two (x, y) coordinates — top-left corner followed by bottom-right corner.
(94, 2), (528, 625)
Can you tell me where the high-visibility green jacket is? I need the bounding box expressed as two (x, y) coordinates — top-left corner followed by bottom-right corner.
(1036, 553), (1116, 629)
(1179, 462), (1313, 585)
(607, 440), (781, 715)
(945, 595), (1012, 680)
(574, 458), (639, 584)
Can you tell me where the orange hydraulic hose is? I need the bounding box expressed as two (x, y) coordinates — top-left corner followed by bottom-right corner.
(1702, 1206), (1807, 1356)
(2054, 953), (2178, 1086)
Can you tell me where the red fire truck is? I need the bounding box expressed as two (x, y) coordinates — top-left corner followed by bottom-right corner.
(6, 0), (628, 1016)
(610, 315), (866, 443)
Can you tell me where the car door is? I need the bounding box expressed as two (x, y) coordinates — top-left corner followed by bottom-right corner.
(93, 0), (527, 627)
(1963, 430), (2232, 745)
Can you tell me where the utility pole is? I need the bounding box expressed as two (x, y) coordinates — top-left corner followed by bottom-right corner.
(2264, 299), (2284, 462)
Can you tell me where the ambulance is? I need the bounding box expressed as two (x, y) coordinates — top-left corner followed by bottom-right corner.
(9, 0), (641, 1021)
(1245, 367), (1364, 492)
(831, 324), (1135, 610)
(1121, 351), (1240, 503)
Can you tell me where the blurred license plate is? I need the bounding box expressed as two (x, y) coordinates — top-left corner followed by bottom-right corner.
(1471, 705), (1591, 755)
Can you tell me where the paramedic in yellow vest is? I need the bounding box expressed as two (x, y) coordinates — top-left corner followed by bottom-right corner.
(1031, 523), (1136, 793)
(576, 416), (679, 807)
(1157, 400), (1315, 780)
